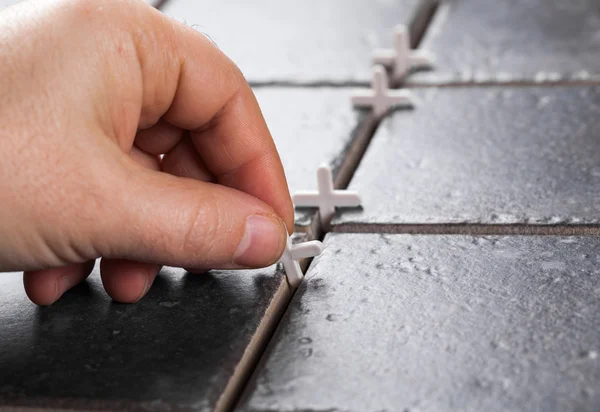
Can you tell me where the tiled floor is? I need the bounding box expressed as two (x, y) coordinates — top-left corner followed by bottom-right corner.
(2, 0), (600, 411)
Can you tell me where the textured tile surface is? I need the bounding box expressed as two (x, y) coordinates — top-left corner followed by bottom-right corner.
(160, 0), (423, 83)
(254, 88), (371, 228)
(409, 0), (600, 85)
(0, 265), (290, 411)
(239, 233), (600, 412)
(334, 86), (600, 229)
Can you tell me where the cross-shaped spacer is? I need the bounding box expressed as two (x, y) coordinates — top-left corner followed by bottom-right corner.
(351, 65), (414, 118)
(292, 164), (361, 226)
(372, 24), (434, 83)
(277, 236), (323, 287)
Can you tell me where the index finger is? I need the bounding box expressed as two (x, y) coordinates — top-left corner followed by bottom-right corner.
(131, 3), (294, 231)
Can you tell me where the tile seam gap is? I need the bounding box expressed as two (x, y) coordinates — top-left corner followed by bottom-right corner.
(236, 114), (383, 408)
(226, 258), (315, 412)
(220, 3), (447, 407)
(406, 80), (600, 88)
(219, 283), (291, 412)
(316, 0), (441, 226)
(324, 113), (381, 242)
(331, 224), (600, 236)
(411, 0), (440, 49)
(248, 82), (370, 89)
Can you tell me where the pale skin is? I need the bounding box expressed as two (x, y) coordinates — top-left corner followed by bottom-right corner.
(0, 0), (295, 305)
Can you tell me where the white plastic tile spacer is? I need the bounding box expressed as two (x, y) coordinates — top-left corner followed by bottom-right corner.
(373, 24), (434, 83)
(351, 65), (414, 118)
(292, 164), (362, 226)
(277, 236), (323, 287)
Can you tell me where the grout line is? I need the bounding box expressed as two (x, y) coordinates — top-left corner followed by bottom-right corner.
(224, 2), (449, 410)
(215, 280), (294, 412)
(324, 1), (441, 200)
(247, 78), (600, 90)
(406, 79), (600, 88)
(314, 1), (443, 236)
(224, 259), (313, 412)
(410, 0), (440, 49)
(249, 80), (370, 88)
(291, 112), (378, 239)
(226, 88), (380, 412)
(332, 115), (379, 192)
(332, 223), (600, 236)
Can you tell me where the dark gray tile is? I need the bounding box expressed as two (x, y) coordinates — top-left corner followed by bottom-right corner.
(160, 0), (425, 84)
(254, 88), (373, 231)
(409, 0), (600, 85)
(334, 86), (600, 231)
(0, 264), (292, 412)
(239, 233), (600, 412)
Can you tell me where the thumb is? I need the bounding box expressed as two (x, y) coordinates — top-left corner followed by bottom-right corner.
(95, 165), (288, 270)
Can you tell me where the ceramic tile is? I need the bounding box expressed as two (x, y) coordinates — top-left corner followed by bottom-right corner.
(409, 0), (600, 85)
(160, 0), (428, 84)
(334, 86), (600, 232)
(0, 263), (291, 412)
(239, 233), (600, 412)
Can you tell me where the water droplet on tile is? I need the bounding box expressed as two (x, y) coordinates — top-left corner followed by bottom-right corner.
(490, 340), (508, 350)
(541, 261), (566, 271)
(326, 314), (341, 322)
(300, 347), (313, 358)
(159, 301), (179, 308)
(579, 350), (598, 360)
(537, 95), (552, 108)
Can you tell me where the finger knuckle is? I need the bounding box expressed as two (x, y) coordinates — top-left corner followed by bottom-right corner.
(181, 192), (221, 262)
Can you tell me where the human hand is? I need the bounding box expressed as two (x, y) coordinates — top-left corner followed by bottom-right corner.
(0, 0), (294, 305)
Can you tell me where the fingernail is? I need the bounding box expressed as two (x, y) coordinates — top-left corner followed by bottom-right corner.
(233, 214), (285, 267)
(133, 272), (150, 303)
(55, 275), (73, 300)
